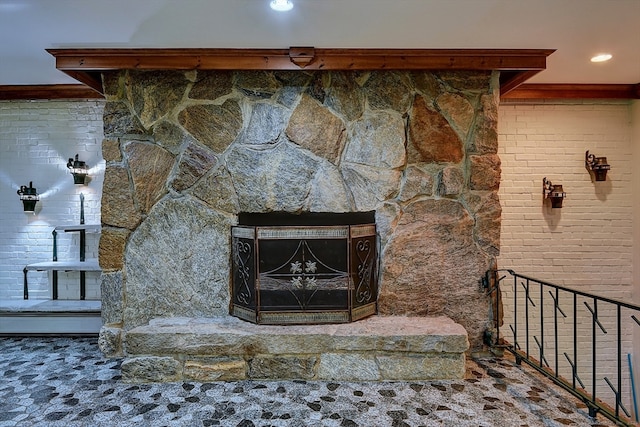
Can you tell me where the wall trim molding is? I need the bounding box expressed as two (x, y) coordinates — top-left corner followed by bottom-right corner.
(503, 83), (640, 100)
(0, 84), (103, 100)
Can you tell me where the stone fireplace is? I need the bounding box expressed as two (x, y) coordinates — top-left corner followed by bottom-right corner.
(97, 67), (501, 369)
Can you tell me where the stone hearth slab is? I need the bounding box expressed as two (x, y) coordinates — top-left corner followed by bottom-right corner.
(121, 315), (469, 383)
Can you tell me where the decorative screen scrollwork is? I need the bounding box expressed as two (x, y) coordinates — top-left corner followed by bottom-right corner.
(354, 238), (375, 304)
(232, 237), (254, 306)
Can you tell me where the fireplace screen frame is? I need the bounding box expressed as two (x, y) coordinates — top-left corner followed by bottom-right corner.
(231, 219), (378, 325)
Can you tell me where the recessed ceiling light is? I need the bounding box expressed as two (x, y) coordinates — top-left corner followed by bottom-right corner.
(590, 53), (612, 63)
(270, 0), (293, 12)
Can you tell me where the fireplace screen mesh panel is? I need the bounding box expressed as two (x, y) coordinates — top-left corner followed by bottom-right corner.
(231, 213), (377, 325)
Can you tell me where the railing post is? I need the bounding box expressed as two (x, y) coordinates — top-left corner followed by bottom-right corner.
(514, 273), (518, 356)
(593, 298), (597, 406)
(573, 293), (577, 390)
(540, 282), (544, 368)
(617, 305), (621, 418)
(525, 279), (530, 359)
(495, 270), (500, 346)
(554, 289), (559, 377)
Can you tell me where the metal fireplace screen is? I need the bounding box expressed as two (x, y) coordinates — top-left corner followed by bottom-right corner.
(231, 212), (378, 324)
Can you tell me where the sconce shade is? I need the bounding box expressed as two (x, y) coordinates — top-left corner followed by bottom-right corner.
(17, 181), (39, 212)
(67, 154), (88, 185)
(585, 150), (610, 181)
(543, 177), (566, 209)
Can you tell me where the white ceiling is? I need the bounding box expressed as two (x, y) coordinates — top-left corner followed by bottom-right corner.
(1, 0), (639, 86)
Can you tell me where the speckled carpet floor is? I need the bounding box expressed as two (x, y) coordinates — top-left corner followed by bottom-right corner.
(0, 337), (618, 426)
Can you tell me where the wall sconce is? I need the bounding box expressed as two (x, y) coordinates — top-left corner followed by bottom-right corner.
(543, 177), (566, 209)
(67, 154), (88, 185)
(585, 150), (610, 181)
(17, 181), (39, 213)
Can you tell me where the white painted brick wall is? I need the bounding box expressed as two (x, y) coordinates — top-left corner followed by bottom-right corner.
(497, 100), (636, 410)
(0, 100), (105, 300)
(497, 102), (633, 288)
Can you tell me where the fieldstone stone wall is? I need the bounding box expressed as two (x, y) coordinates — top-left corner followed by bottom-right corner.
(98, 69), (501, 352)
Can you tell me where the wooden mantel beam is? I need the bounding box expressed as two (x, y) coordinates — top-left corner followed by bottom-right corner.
(46, 47), (555, 95)
(46, 47), (554, 71)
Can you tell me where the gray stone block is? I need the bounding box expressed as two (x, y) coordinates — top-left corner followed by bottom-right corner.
(98, 325), (122, 357)
(184, 357), (246, 381)
(248, 355), (317, 379)
(121, 356), (181, 383)
(317, 353), (380, 381)
(377, 352), (466, 380)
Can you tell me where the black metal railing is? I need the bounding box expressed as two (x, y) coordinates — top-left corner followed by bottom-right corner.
(485, 269), (640, 426)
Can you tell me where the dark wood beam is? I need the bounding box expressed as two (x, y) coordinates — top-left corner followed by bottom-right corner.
(47, 48), (554, 71)
(47, 47), (555, 94)
(499, 70), (543, 96)
(0, 84), (104, 100)
(61, 71), (104, 94)
(502, 83), (640, 100)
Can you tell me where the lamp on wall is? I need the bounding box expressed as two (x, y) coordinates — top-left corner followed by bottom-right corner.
(543, 177), (566, 209)
(17, 181), (39, 213)
(67, 154), (88, 185)
(585, 150), (610, 181)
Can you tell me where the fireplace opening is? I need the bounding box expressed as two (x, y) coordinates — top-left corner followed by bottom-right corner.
(231, 212), (378, 325)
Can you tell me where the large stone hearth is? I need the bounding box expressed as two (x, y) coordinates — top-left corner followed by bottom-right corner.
(118, 315), (469, 383)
